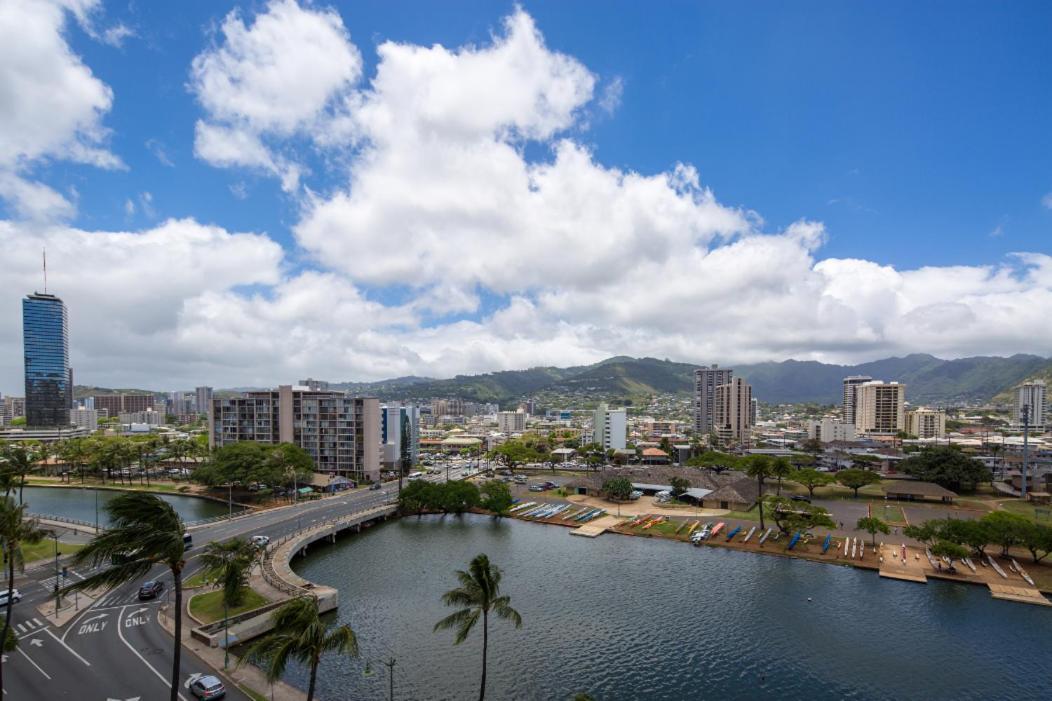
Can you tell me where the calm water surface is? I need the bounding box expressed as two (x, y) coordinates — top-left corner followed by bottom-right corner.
(21, 485), (233, 524)
(289, 514), (1052, 701)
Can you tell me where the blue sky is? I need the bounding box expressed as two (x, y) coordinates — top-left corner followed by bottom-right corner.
(1, 0), (1051, 390)
(32, 0), (1051, 266)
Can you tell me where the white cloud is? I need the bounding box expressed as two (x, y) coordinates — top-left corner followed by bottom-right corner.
(189, 0), (361, 189)
(0, 0), (120, 220)
(145, 138), (174, 167)
(598, 76), (623, 114)
(5, 7), (1051, 393)
(1042, 192), (1052, 210)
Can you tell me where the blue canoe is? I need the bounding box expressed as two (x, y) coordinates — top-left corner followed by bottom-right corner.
(725, 526), (742, 541)
(787, 532), (802, 550)
(822, 534), (832, 553)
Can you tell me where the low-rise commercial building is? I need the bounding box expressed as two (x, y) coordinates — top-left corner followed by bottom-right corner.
(806, 418), (856, 443)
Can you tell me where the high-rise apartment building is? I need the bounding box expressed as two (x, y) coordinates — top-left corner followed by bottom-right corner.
(381, 405), (420, 468)
(713, 377), (753, 445)
(906, 408), (946, 439)
(842, 375), (873, 426)
(210, 386), (380, 481)
(23, 292), (72, 427)
(854, 381), (906, 436)
(694, 365), (733, 434)
(299, 378), (330, 391)
(195, 386), (213, 415)
(592, 403), (627, 451)
(497, 410), (527, 433)
(93, 393), (155, 416)
(1014, 380), (1046, 431)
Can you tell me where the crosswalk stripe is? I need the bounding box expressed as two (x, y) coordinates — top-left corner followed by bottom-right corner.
(15, 624), (24, 634)
(32, 618), (42, 627)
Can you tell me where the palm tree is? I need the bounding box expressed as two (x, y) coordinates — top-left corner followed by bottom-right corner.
(199, 538), (257, 668)
(64, 493), (188, 701)
(771, 457), (793, 496)
(0, 443), (37, 504)
(0, 498), (49, 694)
(434, 554), (522, 701)
(744, 455), (774, 530)
(243, 596), (358, 701)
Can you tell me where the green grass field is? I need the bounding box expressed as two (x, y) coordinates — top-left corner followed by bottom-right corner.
(21, 540), (83, 564)
(188, 587), (269, 624)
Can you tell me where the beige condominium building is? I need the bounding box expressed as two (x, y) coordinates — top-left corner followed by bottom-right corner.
(854, 381), (905, 436)
(209, 385), (380, 482)
(713, 377), (752, 446)
(694, 365), (734, 434)
(906, 407), (946, 439)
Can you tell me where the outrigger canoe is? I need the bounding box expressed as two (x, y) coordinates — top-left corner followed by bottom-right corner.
(742, 526), (757, 543)
(725, 526), (742, 542)
(711, 522), (726, 538)
(686, 521), (701, 536)
(758, 528), (773, 545)
(821, 534), (832, 553)
(787, 532), (801, 550)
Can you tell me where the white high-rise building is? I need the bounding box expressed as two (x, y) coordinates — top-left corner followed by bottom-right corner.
(713, 377), (753, 445)
(906, 408), (946, 439)
(854, 381), (905, 436)
(497, 410), (527, 433)
(842, 375), (873, 425)
(592, 403), (627, 451)
(694, 365), (733, 434)
(1015, 380), (1047, 431)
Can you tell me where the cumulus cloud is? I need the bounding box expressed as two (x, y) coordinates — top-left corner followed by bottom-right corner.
(189, 0), (362, 191)
(3, 6), (1051, 393)
(0, 0), (120, 220)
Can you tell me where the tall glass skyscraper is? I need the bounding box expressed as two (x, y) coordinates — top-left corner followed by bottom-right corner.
(23, 292), (71, 427)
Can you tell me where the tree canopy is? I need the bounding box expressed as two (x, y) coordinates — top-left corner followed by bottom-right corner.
(602, 477), (634, 501)
(835, 468), (881, 497)
(765, 495), (836, 536)
(792, 468), (834, 498)
(898, 446), (991, 493)
(196, 441), (313, 488)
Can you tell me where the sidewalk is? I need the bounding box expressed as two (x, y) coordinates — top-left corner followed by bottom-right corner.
(159, 595), (308, 701)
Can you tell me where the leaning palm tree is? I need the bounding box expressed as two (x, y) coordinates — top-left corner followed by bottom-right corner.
(64, 493), (188, 701)
(243, 596), (358, 701)
(0, 443), (37, 504)
(0, 498), (49, 694)
(434, 553), (522, 701)
(199, 538), (257, 668)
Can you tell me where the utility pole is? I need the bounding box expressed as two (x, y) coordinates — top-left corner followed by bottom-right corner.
(53, 532), (60, 615)
(383, 657), (396, 701)
(1021, 404), (1030, 501)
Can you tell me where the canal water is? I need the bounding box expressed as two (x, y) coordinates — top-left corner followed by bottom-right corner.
(20, 486), (233, 525)
(289, 514), (1052, 701)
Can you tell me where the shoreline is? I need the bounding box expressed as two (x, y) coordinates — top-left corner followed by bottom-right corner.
(505, 506), (1052, 601)
(22, 480), (258, 509)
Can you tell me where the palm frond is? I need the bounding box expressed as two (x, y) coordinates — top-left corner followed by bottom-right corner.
(322, 625), (359, 657)
(491, 596), (522, 628)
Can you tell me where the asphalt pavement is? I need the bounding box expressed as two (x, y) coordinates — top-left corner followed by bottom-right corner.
(0, 471), (447, 701)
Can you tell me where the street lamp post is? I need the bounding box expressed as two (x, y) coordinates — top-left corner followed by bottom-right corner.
(94, 488), (99, 533)
(383, 657), (396, 701)
(53, 532), (60, 615)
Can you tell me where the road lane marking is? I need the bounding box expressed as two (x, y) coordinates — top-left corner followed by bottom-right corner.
(31, 618), (42, 627)
(16, 647), (51, 679)
(45, 628), (90, 667)
(114, 606), (189, 701)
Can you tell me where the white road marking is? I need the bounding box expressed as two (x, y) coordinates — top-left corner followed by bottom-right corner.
(31, 618), (42, 627)
(45, 628), (90, 667)
(115, 606), (189, 701)
(15, 624), (24, 634)
(16, 646), (51, 679)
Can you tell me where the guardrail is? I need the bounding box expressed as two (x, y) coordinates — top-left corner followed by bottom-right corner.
(260, 500), (398, 597)
(29, 513), (99, 529)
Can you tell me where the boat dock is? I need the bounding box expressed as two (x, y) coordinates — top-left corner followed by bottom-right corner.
(571, 515), (619, 538)
(877, 544), (1051, 606)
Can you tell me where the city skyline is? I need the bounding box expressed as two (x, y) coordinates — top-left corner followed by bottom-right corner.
(2, 1), (1052, 392)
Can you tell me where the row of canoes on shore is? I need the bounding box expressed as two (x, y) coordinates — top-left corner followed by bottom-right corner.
(508, 501), (606, 523)
(917, 546), (1038, 587)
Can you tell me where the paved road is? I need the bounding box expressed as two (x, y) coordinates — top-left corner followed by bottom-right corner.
(0, 471), (455, 700)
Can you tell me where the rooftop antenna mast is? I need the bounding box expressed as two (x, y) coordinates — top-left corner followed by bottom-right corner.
(42, 248), (48, 293)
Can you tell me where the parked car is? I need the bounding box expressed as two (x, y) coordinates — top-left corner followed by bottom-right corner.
(514, 475), (527, 484)
(629, 490), (643, 500)
(790, 495), (811, 503)
(0, 589), (22, 606)
(189, 674), (226, 699)
(528, 484), (545, 492)
(137, 580), (164, 600)
(250, 535), (270, 548)
(369, 482), (382, 491)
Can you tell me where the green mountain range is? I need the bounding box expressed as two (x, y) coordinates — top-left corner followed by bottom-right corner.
(76, 353), (1049, 408)
(329, 353), (1051, 406)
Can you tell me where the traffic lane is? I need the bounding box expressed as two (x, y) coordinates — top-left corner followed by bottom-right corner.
(3, 612), (92, 699)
